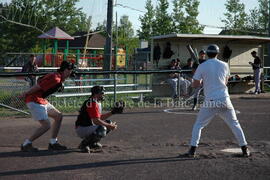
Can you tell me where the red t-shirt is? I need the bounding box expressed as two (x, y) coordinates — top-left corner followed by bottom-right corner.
(86, 101), (101, 119)
(25, 72), (62, 104)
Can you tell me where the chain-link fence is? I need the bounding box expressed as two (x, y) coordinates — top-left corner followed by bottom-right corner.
(0, 77), (29, 115)
(0, 72), (154, 116)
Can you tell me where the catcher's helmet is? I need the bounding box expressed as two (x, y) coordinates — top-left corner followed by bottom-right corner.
(91, 86), (105, 95)
(206, 44), (220, 54)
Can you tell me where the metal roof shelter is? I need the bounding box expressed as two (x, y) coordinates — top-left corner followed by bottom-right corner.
(152, 34), (270, 44)
(38, 27), (74, 40)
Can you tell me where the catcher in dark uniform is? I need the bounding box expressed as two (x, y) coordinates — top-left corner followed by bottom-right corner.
(75, 86), (124, 153)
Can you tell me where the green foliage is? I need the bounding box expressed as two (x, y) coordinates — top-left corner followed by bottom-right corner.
(137, 0), (155, 41)
(118, 15), (134, 38)
(182, 0), (203, 34)
(0, 0), (89, 56)
(171, 0), (186, 33)
(117, 15), (139, 56)
(152, 0), (173, 36)
(138, 0), (203, 39)
(222, 0), (247, 35)
(95, 20), (107, 37)
(257, 0), (269, 31)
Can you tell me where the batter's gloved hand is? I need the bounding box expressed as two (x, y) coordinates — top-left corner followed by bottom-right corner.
(111, 100), (125, 114)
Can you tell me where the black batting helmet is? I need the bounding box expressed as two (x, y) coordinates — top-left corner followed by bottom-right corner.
(91, 86), (105, 95)
(206, 44), (220, 54)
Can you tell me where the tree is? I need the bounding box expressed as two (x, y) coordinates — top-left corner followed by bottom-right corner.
(182, 0), (203, 33)
(95, 20), (107, 37)
(246, 8), (261, 32)
(171, 0), (186, 33)
(0, 0), (89, 55)
(222, 0), (247, 35)
(152, 0), (173, 36)
(118, 15), (134, 39)
(117, 15), (138, 56)
(137, 0), (155, 41)
(256, 0), (269, 33)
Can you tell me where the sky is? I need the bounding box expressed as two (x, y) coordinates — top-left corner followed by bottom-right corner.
(76, 0), (258, 34)
(0, 0), (259, 34)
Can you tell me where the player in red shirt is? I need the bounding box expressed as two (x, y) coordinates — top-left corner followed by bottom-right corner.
(20, 61), (75, 152)
(75, 86), (123, 153)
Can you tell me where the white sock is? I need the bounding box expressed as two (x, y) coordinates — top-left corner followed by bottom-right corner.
(50, 138), (58, 145)
(23, 139), (32, 146)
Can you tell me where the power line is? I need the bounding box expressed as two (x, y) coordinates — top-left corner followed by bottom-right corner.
(115, 3), (146, 13)
(0, 14), (105, 38)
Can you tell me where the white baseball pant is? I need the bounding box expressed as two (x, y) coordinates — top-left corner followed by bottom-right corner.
(190, 97), (248, 147)
(254, 68), (261, 92)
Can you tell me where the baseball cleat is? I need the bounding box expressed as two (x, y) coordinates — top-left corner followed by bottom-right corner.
(21, 144), (39, 152)
(241, 146), (251, 157)
(79, 145), (91, 153)
(48, 143), (67, 151)
(89, 142), (102, 149)
(181, 146), (197, 158)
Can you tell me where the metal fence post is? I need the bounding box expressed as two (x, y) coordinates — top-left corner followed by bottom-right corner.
(178, 73), (181, 100)
(114, 73), (117, 103)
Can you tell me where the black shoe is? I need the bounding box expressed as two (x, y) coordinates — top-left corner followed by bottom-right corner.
(79, 145), (91, 153)
(89, 142), (102, 149)
(21, 144), (39, 152)
(183, 146), (196, 158)
(241, 146), (251, 157)
(48, 143), (67, 151)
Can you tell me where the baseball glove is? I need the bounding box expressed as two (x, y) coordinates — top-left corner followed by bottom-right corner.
(111, 100), (125, 114)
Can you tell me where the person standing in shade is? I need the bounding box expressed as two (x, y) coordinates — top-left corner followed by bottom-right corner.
(22, 54), (39, 87)
(249, 51), (262, 94)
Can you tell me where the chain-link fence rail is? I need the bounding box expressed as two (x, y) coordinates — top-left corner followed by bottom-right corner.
(0, 70), (200, 116)
(0, 52), (134, 70)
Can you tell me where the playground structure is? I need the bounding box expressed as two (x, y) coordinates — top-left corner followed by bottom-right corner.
(38, 27), (129, 70)
(0, 27), (129, 71)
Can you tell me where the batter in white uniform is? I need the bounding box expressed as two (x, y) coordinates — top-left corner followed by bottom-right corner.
(185, 44), (250, 157)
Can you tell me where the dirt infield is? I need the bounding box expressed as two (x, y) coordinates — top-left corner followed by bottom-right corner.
(0, 98), (270, 180)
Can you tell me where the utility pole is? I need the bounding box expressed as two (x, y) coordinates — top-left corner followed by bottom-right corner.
(104, 0), (114, 71)
(268, 0), (270, 59)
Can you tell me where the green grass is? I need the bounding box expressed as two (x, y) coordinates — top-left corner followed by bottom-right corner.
(264, 84), (270, 92)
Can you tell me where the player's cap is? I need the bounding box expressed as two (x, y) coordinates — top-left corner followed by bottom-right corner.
(91, 86), (105, 95)
(206, 44), (220, 54)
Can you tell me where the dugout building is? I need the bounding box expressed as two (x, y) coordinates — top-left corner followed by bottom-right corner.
(150, 34), (270, 96)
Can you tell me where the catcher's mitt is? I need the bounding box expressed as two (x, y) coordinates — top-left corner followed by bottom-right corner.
(111, 100), (125, 114)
